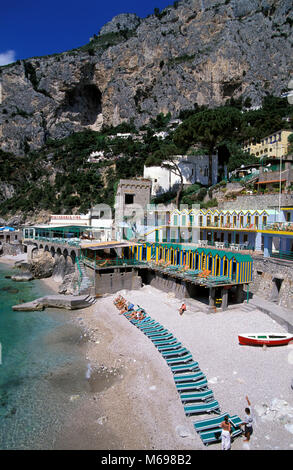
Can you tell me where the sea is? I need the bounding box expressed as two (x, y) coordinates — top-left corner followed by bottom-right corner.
(0, 262), (90, 449)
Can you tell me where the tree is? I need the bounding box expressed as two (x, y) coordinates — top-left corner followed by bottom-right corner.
(145, 143), (184, 208)
(173, 106), (243, 186)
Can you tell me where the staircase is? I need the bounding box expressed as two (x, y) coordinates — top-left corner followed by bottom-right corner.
(74, 257), (93, 295)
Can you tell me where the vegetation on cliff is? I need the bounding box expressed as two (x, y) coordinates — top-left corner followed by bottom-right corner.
(0, 95), (292, 218)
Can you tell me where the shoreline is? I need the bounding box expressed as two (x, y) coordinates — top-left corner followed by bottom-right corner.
(2, 253), (293, 450)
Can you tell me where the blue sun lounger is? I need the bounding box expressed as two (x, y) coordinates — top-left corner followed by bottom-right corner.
(141, 325), (164, 334)
(176, 378), (208, 391)
(184, 400), (221, 416)
(157, 342), (182, 352)
(166, 353), (193, 365)
(161, 348), (190, 358)
(135, 319), (156, 327)
(173, 371), (205, 383)
(180, 389), (214, 403)
(171, 362), (200, 373)
(152, 335), (176, 345)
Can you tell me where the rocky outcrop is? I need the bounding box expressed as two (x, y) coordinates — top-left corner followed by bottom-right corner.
(0, 0), (292, 154)
(28, 250), (56, 278)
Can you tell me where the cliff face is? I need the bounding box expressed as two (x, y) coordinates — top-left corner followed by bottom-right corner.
(0, 0), (292, 155)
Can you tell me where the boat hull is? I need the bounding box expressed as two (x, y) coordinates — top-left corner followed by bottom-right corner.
(238, 334), (293, 347)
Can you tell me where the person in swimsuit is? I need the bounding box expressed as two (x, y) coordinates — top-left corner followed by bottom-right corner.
(179, 303), (186, 315)
(220, 415), (232, 450)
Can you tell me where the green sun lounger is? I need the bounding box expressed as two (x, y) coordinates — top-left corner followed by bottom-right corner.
(199, 426), (243, 446)
(180, 389), (214, 403)
(141, 323), (163, 332)
(153, 336), (177, 345)
(147, 329), (169, 338)
(136, 319), (156, 327)
(173, 371), (205, 383)
(144, 327), (166, 336)
(184, 400), (221, 416)
(171, 362), (199, 373)
(229, 415), (243, 428)
(176, 378), (208, 392)
(193, 413), (242, 433)
(161, 347), (189, 358)
(166, 353), (193, 365)
(152, 335), (176, 344)
(157, 342), (182, 352)
(139, 320), (159, 329)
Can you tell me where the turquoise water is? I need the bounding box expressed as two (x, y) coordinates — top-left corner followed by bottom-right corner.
(0, 262), (88, 449)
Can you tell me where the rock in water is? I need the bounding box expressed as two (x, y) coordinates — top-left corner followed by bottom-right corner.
(28, 251), (56, 278)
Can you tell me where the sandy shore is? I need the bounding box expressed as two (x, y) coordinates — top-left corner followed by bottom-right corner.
(2, 253), (293, 450)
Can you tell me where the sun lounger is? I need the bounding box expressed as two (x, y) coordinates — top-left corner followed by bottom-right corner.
(193, 413), (229, 432)
(199, 426), (242, 446)
(229, 415), (243, 428)
(173, 371), (205, 383)
(139, 322), (161, 331)
(171, 362), (199, 373)
(147, 329), (169, 339)
(176, 378), (208, 391)
(166, 353), (193, 365)
(184, 400), (221, 416)
(157, 342), (182, 352)
(144, 327), (167, 337)
(152, 335), (176, 345)
(193, 413), (242, 433)
(161, 347), (190, 358)
(180, 389), (214, 403)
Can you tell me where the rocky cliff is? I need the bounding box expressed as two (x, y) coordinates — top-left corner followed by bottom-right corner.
(0, 0), (292, 155)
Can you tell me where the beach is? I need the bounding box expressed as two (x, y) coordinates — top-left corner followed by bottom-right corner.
(2, 253), (293, 450)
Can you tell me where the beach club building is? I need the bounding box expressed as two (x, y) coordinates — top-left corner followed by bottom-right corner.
(141, 206), (293, 260)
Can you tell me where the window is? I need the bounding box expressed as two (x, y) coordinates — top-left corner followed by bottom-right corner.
(233, 216), (237, 227)
(255, 216), (259, 228)
(240, 215), (244, 227)
(220, 215), (224, 227)
(263, 215), (267, 227)
(182, 215), (186, 226)
(174, 215), (178, 226)
(199, 215), (203, 227)
(125, 194), (134, 204)
(189, 215), (194, 226)
(247, 214), (251, 226)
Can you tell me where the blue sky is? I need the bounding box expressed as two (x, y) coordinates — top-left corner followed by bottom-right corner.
(0, 0), (173, 64)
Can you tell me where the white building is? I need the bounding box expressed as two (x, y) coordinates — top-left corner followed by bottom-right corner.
(49, 205), (114, 242)
(143, 154), (218, 196)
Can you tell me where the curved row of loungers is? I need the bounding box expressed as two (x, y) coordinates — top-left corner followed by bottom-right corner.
(115, 302), (243, 447)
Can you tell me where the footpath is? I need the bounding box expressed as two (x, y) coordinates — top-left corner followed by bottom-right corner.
(250, 295), (293, 333)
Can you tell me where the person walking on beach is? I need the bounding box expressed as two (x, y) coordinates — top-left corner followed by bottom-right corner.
(241, 396), (254, 442)
(220, 415), (232, 450)
(179, 303), (186, 316)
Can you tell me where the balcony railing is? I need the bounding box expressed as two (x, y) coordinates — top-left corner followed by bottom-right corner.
(269, 250), (293, 261)
(260, 222), (293, 232)
(81, 257), (147, 268)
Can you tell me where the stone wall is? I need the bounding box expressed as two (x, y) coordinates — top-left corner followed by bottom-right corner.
(94, 268), (142, 295)
(250, 255), (293, 310)
(222, 193), (293, 210)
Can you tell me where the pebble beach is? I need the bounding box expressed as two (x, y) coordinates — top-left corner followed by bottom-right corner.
(2, 254), (293, 450)
(55, 284), (293, 451)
